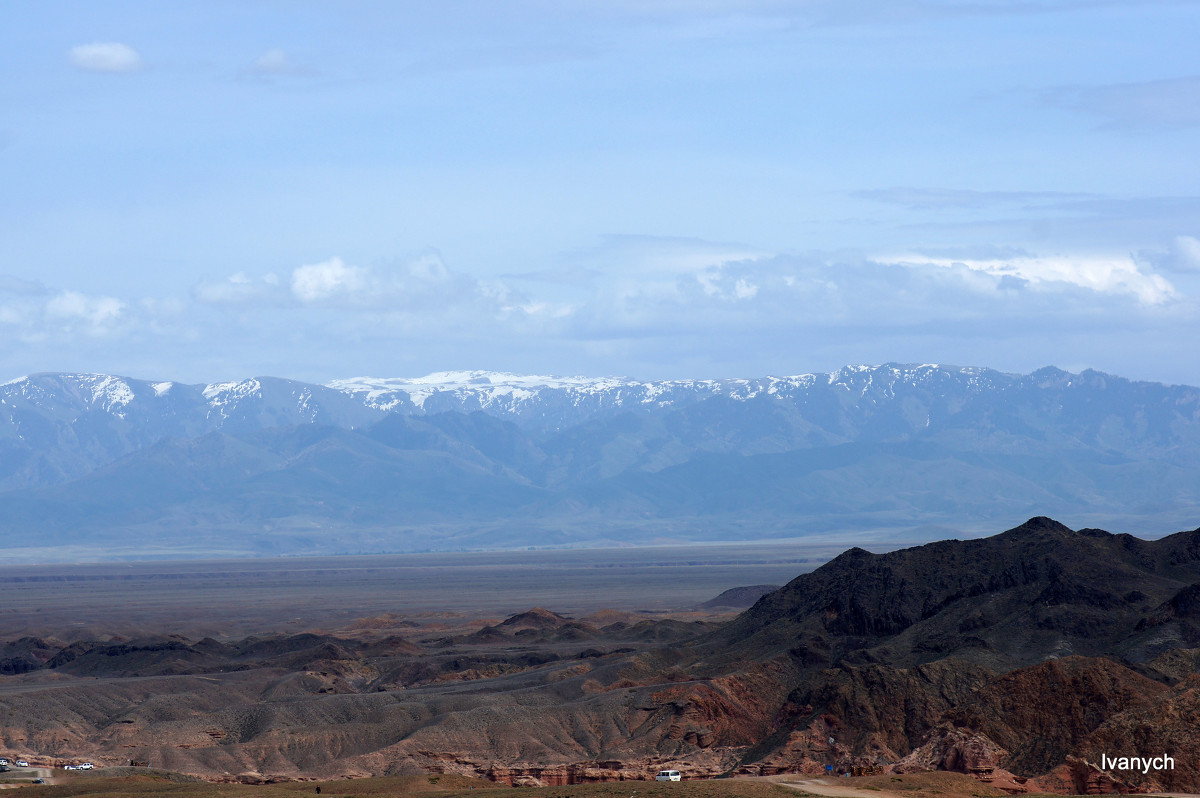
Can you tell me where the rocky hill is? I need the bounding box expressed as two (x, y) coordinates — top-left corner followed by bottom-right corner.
(681, 518), (1200, 791)
(704, 516), (1200, 671)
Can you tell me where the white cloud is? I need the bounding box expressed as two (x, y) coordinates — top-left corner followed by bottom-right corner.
(68, 42), (143, 73)
(734, 278), (758, 299)
(291, 257), (368, 302)
(544, 239), (1198, 371)
(193, 244), (1188, 372)
(584, 234), (768, 277)
(695, 270), (720, 297)
(246, 48), (310, 76)
(1136, 235), (1200, 276)
(195, 253), (499, 313)
(519, 235), (772, 313)
(45, 291), (124, 330)
(510, 301), (574, 319)
(1161, 236), (1200, 274)
(691, 268), (760, 301)
(252, 48), (292, 73)
(875, 252), (1176, 305)
(3, 240), (1197, 387)
(193, 272), (286, 306)
(405, 253), (451, 281)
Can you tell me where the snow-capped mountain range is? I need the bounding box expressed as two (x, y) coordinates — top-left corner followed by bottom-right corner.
(326, 364), (1006, 413)
(1, 364), (1198, 560)
(3, 363), (1004, 434)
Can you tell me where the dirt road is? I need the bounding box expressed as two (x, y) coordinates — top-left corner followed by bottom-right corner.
(768, 775), (1200, 798)
(0, 766), (52, 788)
(766, 776), (905, 798)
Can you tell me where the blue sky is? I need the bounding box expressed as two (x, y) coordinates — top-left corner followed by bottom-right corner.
(2, 0), (1199, 385)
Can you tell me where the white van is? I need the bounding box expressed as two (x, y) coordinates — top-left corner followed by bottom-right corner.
(656, 770), (682, 781)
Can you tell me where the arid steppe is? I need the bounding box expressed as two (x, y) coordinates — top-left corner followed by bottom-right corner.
(0, 542), (835, 640)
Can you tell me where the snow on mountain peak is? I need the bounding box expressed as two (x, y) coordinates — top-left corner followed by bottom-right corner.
(328, 371), (634, 409)
(0, 373), (141, 417)
(333, 371), (631, 392)
(0, 365), (1024, 430)
(86, 375), (135, 411)
(202, 379), (264, 419)
(329, 368), (972, 410)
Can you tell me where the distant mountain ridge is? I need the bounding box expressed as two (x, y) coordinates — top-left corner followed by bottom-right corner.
(4, 364), (1015, 444)
(4, 363), (1197, 485)
(5, 364), (993, 489)
(1, 365), (1198, 558)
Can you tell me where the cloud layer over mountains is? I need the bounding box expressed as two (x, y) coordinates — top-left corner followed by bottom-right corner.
(5, 242), (1198, 387)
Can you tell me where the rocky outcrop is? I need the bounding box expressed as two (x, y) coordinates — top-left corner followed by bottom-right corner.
(885, 726), (1133, 795)
(784, 659), (995, 761)
(732, 714), (885, 777)
(944, 657), (1168, 777)
(1025, 756), (1144, 795)
(893, 724), (1008, 775)
(1079, 674), (1200, 792)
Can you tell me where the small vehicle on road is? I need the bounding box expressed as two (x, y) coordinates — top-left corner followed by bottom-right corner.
(656, 770), (682, 781)
(16, 760), (29, 768)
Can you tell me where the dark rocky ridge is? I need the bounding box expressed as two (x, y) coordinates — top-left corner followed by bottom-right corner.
(704, 517), (1200, 671)
(674, 518), (1200, 791)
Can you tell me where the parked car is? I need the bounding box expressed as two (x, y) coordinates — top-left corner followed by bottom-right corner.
(655, 770), (682, 781)
(16, 760), (29, 768)
(79, 763), (95, 770)
(33, 778), (45, 784)
(62, 764), (79, 771)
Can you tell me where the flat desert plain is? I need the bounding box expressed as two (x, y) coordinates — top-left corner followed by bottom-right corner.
(0, 542), (839, 639)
